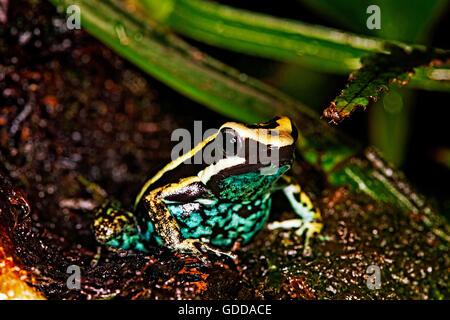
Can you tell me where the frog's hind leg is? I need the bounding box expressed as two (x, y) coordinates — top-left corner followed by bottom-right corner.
(142, 177), (236, 264)
(269, 176), (323, 254)
(93, 200), (149, 253)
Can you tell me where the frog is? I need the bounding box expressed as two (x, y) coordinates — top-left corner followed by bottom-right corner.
(92, 116), (323, 263)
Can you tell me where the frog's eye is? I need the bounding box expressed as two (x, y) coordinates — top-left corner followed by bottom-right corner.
(220, 128), (241, 157)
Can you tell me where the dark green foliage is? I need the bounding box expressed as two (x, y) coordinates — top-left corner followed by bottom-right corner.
(324, 46), (450, 124)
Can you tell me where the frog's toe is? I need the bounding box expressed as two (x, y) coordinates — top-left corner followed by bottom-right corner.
(193, 251), (211, 265)
(199, 242), (237, 262)
(296, 221), (323, 255)
(176, 239), (237, 265)
(175, 239), (211, 264)
(293, 221), (322, 236)
(268, 218), (323, 255)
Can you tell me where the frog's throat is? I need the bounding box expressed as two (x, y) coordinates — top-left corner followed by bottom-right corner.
(134, 132), (218, 209)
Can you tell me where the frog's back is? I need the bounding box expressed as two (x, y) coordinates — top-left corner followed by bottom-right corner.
(134, 136), (217, 209)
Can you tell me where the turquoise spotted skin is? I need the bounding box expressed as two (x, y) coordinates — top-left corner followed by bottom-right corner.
(216, 169), (287, 202)
(168, 196), (271, 247)
(153, 166), (286, 248)
(165, 166), (288, 247)
(105, 220), (155, 251)
(93, 166), (288, 251)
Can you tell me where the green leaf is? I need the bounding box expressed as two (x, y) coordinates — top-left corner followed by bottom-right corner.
(323, 45), (450, 124)
(297, 0), (447, 43)
(138, 0), (450, 92)
(139, 0), (376, 73)
(301, 0), (448, 166)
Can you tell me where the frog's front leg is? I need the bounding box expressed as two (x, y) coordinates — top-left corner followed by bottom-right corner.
(142, 177), (236, 264)
(268, 176), (323, 253)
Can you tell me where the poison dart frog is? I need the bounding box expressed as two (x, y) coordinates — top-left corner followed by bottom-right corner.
(92, 116), (323, 263)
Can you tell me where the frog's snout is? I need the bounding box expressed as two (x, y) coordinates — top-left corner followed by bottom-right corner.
(272, 116), (298, 143)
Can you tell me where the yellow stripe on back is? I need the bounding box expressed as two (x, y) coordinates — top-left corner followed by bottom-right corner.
(134, 132), (218, 209)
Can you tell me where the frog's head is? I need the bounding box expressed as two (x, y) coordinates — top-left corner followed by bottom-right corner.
(198, 116), (297, 201)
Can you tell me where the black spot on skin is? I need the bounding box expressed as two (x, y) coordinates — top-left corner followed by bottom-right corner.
(246, 116), (281, 129)
(235, 204), (257, 219)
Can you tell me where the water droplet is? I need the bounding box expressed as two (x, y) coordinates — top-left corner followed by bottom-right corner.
(239, 73), (248, 82)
